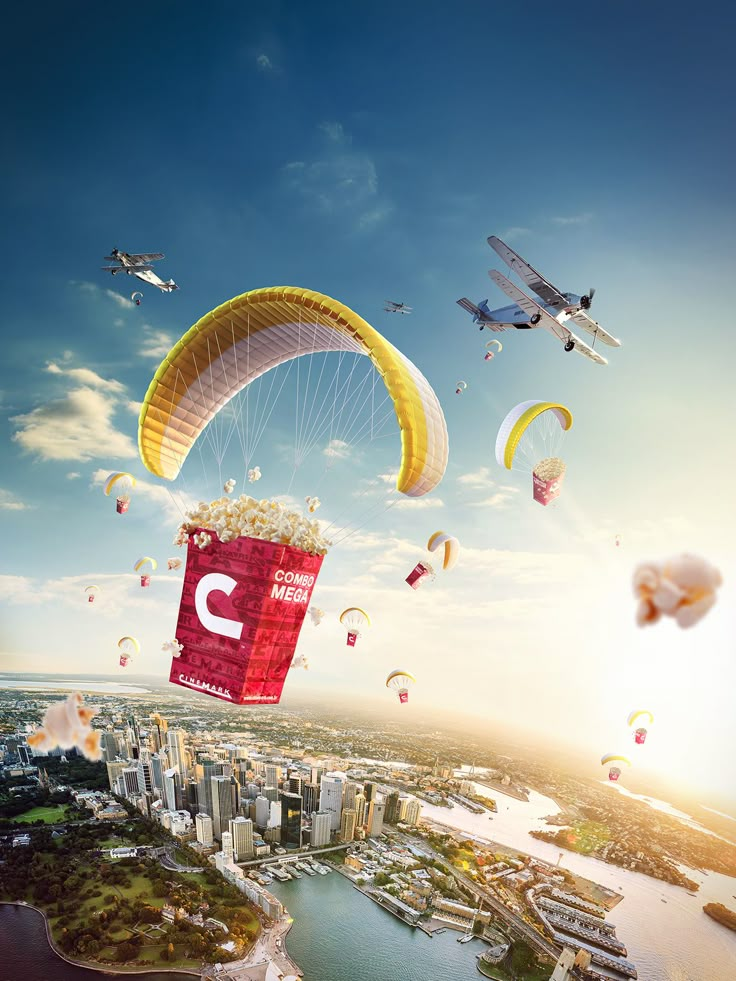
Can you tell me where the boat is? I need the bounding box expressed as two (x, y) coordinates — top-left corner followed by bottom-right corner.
(458, 934), (473, 943)
(661, 899), (667, 903)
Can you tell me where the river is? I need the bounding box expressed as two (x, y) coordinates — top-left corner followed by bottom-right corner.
(0, 904), (188, 981)
(418, 781), (736, 981)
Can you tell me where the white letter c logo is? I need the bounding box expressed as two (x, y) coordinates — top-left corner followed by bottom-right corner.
(194, 573), (243, 640)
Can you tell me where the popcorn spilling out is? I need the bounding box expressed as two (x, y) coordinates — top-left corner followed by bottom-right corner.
(309, 606), (325, 626)
(175, 494), (331, 555)
(161, 639), (184, 657)
(27, 692), (102, 761)
(290, 653), (309, 671)
(223, 478), (237, 494)
(247, 466), (262, 483)
(533, 456), (566, 481)
(633, 554), (722, 629)
(305, 496), (321, 513)
(167, 558), (182, 571)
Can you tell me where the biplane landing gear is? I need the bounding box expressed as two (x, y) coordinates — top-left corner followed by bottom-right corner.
(530, 313), (541, 325)
(564, 340), (575, 352)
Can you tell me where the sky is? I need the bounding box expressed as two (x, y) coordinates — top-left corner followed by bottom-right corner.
(1, 1), (735, 804)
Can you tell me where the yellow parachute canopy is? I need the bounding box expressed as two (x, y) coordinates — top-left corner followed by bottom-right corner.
(134, 557), (158, 572)
(339, 607), (371, 630)
(600, 754), (631, 767)
(427, 531), (459, 571)
(495, 400), (573, 470)
(138, 287), (448, 498)
(386, 669), (417, 688)
(118, 636), (140, 655)
(103, 471), (136, 495)
(85, 585), (100, 594)
(627, 710), (654, 727)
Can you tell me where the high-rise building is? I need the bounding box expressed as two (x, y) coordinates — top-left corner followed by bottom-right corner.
(265, 764), (281, 788)
(122, 767), (140, 798)
(229, 816), (254, 861)
(127, 715), (141, 753)
(288, 775), (303, 796)
(303, 782), (319, 815)
(196, 759), (224, 818)
(367, 799), (385, 837)
(342, 781), (358, 810)
(148, 712), (168, 752)
(363, 781), (377, 804)
(100, 732), (119, 763)
(354, 792), (367, 829)
(211, 775), (236, 841)
(340, 808), (357, 842)
(196, 813), (214, 847)
(166, 729), (188, 778)
(255, 795), (270, 829)
(404, 799), (422, 826)
(185, 778), (199, 814)
(106, 760), (128, 792)
(137, 755), (153, 795)
(384, 790), (401, 825)
(221, 831), (234, 864)
(246, 782), (260, 800)
(311, 810), (331, 847)
(151, 753), (167, 792)
(398, 796), (410, 822)
(263, 786), (279, 803)
(280, 792), (303, 850)
(319, 776), (343, 831)
(163, 767), (181, 811)
(310, 765), (324, 785)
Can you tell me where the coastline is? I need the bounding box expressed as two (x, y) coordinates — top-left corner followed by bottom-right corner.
(0, 902), (201, 978)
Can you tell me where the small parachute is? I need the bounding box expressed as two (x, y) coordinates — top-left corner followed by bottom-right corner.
(85, 585), (100, 604)
(118, 635), (140, 668)
(386, 669), (416, 704)
(484, 340), (503, 361)
(167, 558), (182, 571)
(628, 710), (654, 745)
(601, 753), (631, 782)
(427, 531), (459, 571)
(340, 607), (370, 647)
(131, 291), (143, 306)
(455, 380), (467, 395)
(134, 556), (157, 587)
(309, 607), (324, 626)
(103, 471), (136, 514)
(495, 400), (573, 506)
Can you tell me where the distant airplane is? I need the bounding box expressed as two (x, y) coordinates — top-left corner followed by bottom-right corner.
(457, 235), (621, 365)
(384, 300), (412, 314)
(102, 249), (179, 293)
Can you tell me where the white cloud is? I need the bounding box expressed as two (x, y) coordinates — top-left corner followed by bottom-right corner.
(283, 122), (390, 229)
(256, 53), (274, 72)
(0, 489), (32, 511)
(469, 491), (518, 509)
(324, 439), (351, 460)
(105, 289), (134, 309)
(391, 497), (444, 510)
(46, 362), (125, 393)
(498, 226), (531, 242)
(11, 380), (137, 462)
(127, 400), (143, 415)
(70, 280), (133, 309)
(139, 325), (174, 361)
(66, 472), (81, 480)
(457, 466), (496, 489)
(457, 467), (518, 508)
(551, 212), (593, 226)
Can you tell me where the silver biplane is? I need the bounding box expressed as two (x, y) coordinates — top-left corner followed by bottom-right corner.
(457, 236), (620, 365)
(102, 249), (179, 293)
(384, 300), (412, 314)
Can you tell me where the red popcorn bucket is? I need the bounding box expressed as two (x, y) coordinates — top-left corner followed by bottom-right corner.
(634, 728), (647, 745)
(532, 470), (565, 507)
(119, 654), (130, 667)
(140, 575), (151, 588)
(405, 562), (431, 590)
(170, 529), (324, 705)
(88, 595), (95, 604)
(608, 767), (621, 782)
(116, 497), (130, 514)
(346, 631), (358, 647)
(399, 690), (409, 704)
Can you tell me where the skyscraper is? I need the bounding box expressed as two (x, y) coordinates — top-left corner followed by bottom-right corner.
(280, 792), (303, 850)
(311, 810), (331, 847)
(255, 795), (270, 829)
(404, 799), (422, 826)
(319, 776), (343, 831)
(363, 781), (377, 804)
(166, 729), (188, 778)
(367, 799), (385, 837)
(100, 732), (119, 763)
(354, 792), (367, 829)
(265, 764), (281, 787)
(106, 760), (128, 792)
(288, 775), (303, 796)
(122, 767), (140, 798)
(211, 775), (236, 841)
(196, 759), (224, 818)
(303, 781), (319, 815)
(398, 796), (410, 822)
(163, 767), (181, 811)
(229, 817), (254, 861)
(340, 808), (357, 843)
(151, 753), (167, 792)
(342, 781), (358, 810)
(196, 813), (213, 847)
(310, 765), (324, 785)
(384, 790), (400, 824)
(221, 831), (234, 864)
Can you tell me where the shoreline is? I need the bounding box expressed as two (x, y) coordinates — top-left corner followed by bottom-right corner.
(0, 901), (201, 977)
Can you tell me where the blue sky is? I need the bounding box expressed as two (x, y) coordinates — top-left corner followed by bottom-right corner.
(1, 2), (735, 801)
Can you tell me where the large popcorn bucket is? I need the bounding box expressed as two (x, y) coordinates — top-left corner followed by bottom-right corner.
(170, 529), (323, 705)
(405, 562), (432, 590)
(532, 470), (565, 507)
(140, 575), (151, 588)
(116, 497), (130, 514)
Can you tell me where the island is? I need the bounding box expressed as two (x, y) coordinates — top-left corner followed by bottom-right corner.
(703, 903), (736, 932)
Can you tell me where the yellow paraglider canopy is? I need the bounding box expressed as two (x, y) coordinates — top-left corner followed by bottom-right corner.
(138, 287), (448, 498)
(495, 400), (573, 471)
